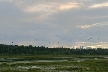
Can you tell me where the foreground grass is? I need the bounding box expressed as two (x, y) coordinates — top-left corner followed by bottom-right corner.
(0, 55), (108, 72)
(0, 60), (108, 72)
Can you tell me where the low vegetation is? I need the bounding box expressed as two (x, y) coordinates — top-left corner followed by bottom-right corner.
(0, 44), (108, 72)
(0, 55), (108, 72)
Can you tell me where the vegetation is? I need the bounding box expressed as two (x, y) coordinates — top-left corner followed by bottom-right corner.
(0, 59), (108, 72)
(0, 44), (108, 72)
(0, 44), (108, 55)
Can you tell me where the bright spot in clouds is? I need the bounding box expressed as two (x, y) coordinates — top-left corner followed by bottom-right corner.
(23, 2), (81, 13)
(77, 23), (108, 29)
(89, 2), (108, 8)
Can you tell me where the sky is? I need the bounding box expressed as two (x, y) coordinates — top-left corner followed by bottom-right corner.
(0, 0), (108, 48)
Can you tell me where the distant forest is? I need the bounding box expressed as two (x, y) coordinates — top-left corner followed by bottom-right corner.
(0, 44), (108, 55)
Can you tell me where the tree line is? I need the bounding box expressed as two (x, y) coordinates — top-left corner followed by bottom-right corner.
(0, 44), (108, 55)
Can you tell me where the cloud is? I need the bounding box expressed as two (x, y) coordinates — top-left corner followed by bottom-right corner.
(0, 0), (15, 3)
(77, 22), (108, 29)
(74, 41), (108, 48)
(23, 2), (81, 13)
(77, 25), (91, 29)
(14, 1), (83, 22)
(0, 0), (108, 48)
(57, 2), (80, 10)
(89, 2), (108, 9)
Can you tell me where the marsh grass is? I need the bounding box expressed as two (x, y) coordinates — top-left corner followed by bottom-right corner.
(0, 55), (108, 72)
(28, 68), (41, 72)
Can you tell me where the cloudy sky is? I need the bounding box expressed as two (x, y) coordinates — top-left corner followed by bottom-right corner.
(0, 0), (108, 48)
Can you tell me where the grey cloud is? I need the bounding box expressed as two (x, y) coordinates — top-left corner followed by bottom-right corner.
(0, 0), (108, 47)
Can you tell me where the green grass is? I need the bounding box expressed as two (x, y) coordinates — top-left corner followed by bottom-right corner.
(0, 55), (108, 72)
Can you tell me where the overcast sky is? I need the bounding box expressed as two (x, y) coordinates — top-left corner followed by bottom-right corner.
(0, 0), (108, 48)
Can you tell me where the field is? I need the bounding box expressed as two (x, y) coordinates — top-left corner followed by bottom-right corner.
(0, 55), (108, 72)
